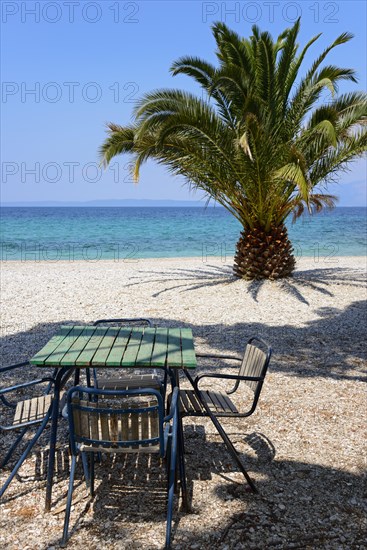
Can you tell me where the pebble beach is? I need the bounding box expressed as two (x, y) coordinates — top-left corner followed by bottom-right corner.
(0, 255), (366, 549)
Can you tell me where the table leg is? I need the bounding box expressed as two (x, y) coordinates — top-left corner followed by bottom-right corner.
(184, 370), (257, 493)
(169, 368), (189, 511)
(74, 369), (80, 386)
(45, 366), (70, 511)
(177, 417), (189, 510)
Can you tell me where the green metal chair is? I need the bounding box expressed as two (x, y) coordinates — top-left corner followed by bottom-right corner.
(61, 386), (181, 549)
(0, 361), (57, 498)
(176, 337), (272, 492)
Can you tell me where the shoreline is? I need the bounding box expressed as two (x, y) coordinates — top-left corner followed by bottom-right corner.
(1, 255), (366, 266)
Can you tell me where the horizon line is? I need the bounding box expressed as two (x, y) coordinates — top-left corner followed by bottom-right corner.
(1, 202), (365, 208)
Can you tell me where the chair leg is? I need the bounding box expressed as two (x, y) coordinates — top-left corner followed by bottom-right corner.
(207, 413), (257, 493)
(45, 373), (64, 511)
(90, 452), (95, 497)
(81, 452), (91, 494)
(177, 421), (188, 511)
(0, 427), (28, 468)
(165, 443), (171, 487)
(0, 414), (50, 499)
(61, 454), (77, 547)
(184, 371), (258, 493)
(165, 427), (178, 550)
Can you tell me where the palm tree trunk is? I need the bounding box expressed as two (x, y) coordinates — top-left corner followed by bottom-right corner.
(234, 224), (296, 280)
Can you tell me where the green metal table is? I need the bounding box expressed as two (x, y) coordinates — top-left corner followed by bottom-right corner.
(31, 325), (197, 369)
(30, 325), (197, 510)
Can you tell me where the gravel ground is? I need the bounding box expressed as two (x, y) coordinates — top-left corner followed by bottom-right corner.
(0, 256), (366, 549)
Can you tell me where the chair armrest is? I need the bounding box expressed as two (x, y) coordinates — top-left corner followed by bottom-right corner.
(0, 361), (30, 374)
(164, 387), (179, 423)
(194, 372), (264, 398)
(0, 377), (55, 396)
(193, 373), (263, 392)
(196, 353), (242, 362)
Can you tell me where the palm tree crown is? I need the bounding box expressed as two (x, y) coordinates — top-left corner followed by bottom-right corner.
(100, 19), (367, 279)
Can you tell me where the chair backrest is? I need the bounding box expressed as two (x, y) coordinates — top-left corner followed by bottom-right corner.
(219, 337), (272, 418)
(67, 386), (165, 457)
(234, 337), (272, 413)
(240, 337), (271, 390)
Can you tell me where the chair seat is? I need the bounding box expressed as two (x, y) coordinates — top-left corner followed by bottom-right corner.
(12, 391), (64, 427)
(179, 389), (238, 415)
(79, 442), (161, 454)
(13, 394), (53, 426)
(96, 374), (161, 391)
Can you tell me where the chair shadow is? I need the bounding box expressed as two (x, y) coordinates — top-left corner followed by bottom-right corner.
(1, 415), (366, 549)
(44, 452), (182, 548)
(0, 446), (72, 505)
(36, 423), (274, 546)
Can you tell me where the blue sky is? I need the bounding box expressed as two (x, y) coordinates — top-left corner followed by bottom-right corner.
(1, 0), (366, 205)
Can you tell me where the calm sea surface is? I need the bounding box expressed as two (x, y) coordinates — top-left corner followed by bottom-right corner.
(0, 207), (366, 261)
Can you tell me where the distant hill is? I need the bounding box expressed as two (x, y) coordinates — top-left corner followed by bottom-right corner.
(1, 199), (218, 207)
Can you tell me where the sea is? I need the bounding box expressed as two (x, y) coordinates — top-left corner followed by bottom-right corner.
(0, 206), (366, 262)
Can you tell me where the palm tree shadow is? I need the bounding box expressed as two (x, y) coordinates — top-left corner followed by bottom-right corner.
(122, 263), (237, 297)
(113, 260), (366, 303)
(238, 264), (366, 304)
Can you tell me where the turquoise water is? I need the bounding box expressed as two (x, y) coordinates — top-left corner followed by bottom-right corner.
(0, 207), (366, 261)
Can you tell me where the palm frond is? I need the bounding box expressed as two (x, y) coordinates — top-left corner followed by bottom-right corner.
(98, 20), (366, 232)
(99, 124), (136, 166)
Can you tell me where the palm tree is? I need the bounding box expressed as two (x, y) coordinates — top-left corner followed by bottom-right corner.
(99, 19), (367, 280)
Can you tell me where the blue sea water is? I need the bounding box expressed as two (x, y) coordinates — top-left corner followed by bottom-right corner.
(0, 206), (366, 261)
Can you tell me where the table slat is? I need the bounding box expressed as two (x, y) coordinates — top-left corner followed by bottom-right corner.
(74, 327), (108, 366)
(106, 328), (132, 366)
(120, 327), (144, 366)
(180, 328), (197, 368)
(167, 328), (183, 367)
(150, 328), (168, 367)
(42, 326), (87, 365)
(92, 327), (120, 366)
(60, 326), (98, 366)
(135, 328), (156, 366)
(30, 326), (74, 365)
